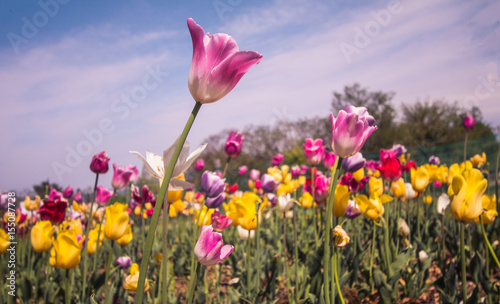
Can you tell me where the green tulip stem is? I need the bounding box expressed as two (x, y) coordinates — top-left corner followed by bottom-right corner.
(254, 201), (261, 299)
(323, 156), (340, 304)
(65, 269), (70, 304)
(369, 223), (376, 293)
(311, 167), (318, 245)
(417, 195), (421, 239)
(94, 209), (106, 270)
(495, 148), (499, 210)
(34, 252), (42, 302)
(81, 172), (100, 301)
(480, 217), (500, 269)
(460, 222), (467, 302)
(334, 247), (346, 304)
(247, 233), (252, 297)
(464, 132), (469, 163)
(215, 264), (222, 303)
(382, 216), (394, 278)
(293, 205), (300, 303)
(104, 240), (114, 301)
(136, 102), (202, 304)
(162, 201), (170, 303)
(441, 214), (446, 267)
(186, 261), (200, 304)
(222, 156), (231, 178)
(396, 197), (400, 254)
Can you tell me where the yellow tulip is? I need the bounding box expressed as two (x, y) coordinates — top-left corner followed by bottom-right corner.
(354, 193), (393, 222)
(423, 195), (432, 205)
(298, 192), (313, 209)
(117, 224), (133, 247)
(448, 163), (461, 185)
(436, 166), (448, 184)
(184, 191), (195, 203)
(24, 195), (40, 211)
(277, 183), (293, 196)
(169, 200), (186, 218)
(233, 192), (263, 230)
(0, 229), (10, 254)
(352, 168), (364, 183)
(49, 229), (82, 269)
(194, 206), (213, 227)
(87, 225), (104, 255)
(470, 152), (486, 168)
(411, 167), (430, 193)
(104, 202), (129, 240)
(332, 184), (351, 217)
(124, 263), (150, 292)
(267, 167), (283, 182)
(168, 174), (185, 202)
(31, 221), (54, 253)
(391, 178), (406, 198)
(369, 177), (384, 197)
(298, 176), (306, 186)
(474, 194), (497, 225)
(460, 161), (473, 172)
(448, 168), (487, 223)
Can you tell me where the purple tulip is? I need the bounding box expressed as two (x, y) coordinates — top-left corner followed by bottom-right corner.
(290, 165), (301, 178)
(74, 191), (82, 203)
(115, 256), (132, 269)
(63, 186), (74, 199)
(342, 152), (366, 173)
(303, 138), (325, 166)
(211, 210), (232, 231)
(249, 169), (260, 181)
(428, 156), (440, 165)
(187, 18), (263, 104)
(463, 114), (475, 131)
(95, 185), (113, 205)
(111, 164), (135, 190)
(391, 144), (407, 158)
(266, 193), (277, 207)
(330, 106), (377, 158)
(345, 200), (362, 219)
(323, 151), (337, 169)
(194, 225), (234, 266)
(195, 159), (205, 172)
(201, 171), (226, 198)
(205, 193), (226, 209)
(90, 151), (110, 174)
(224, 131), (244, 158)
(238, 165), (248, 176)
(131, 185), (156, 206)
(272, 153), (284, 167)
(260, 174), (278, 193)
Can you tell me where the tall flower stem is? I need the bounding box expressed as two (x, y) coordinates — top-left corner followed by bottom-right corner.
(495, 148), (499, 210)
(417, 195), (421, 239)
(136, 102), (203, 304)
(311, 167), (318, 245)
(323, 156), (340, 304)
(382, 217), (394, 278)
(480, 217), (500, 269)
(441, 214), (446, 267)
(65, 269), (70, 304)
(460, 222), (467, 302)
(94, 210), (106, 270)
(222, 156), (231, 178)
(104, 241), (114, 301)
(463, 132), (469, 163)
(395, 198), (400, 254)
(162, 200), (170, 303)
(293, 206), (300, 303)
(81, 173), (100, 301)
(369, 223), (376, 293)
(254, 201), (261, 298)
(246, 234), (252, 297)
(186, 262), (200, 304)
(334, 247), (346, 304)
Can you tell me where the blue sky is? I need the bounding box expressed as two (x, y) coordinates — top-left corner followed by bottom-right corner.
(1, 0), (500, 194)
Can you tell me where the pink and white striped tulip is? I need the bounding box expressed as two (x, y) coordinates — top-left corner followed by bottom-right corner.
(187, 18), (263, 104)
(194, 225), (234, 266)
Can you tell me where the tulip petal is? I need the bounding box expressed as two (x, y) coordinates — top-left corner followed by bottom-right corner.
(130, 151), (163, 179)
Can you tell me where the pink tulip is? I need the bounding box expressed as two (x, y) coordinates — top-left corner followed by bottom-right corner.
(303, 138), (325, 166)
(290, 165), (301, 178)
(74, 191), (82, 203)
(194, 225), (234, 266)
(195, 159), (205, 172)
(238, 165), (248, 176)
(95, 185), (113, 205)
(111, 164), (135, 190)
(330, 106), (377, 158)
(126, 165), (140, 183)
(48, 188), (63, 201)
(211, 210), (232, 231)
(272, 153), (284, 167)
(463, 114), (475, 131)
(225, 131), (245, 157)
(90, 151), (110, 174)
(63, 186), (74, 199)
(323, 151), (337, 169)
(187, 18), (263, 104)
(249, 169), (260, 181)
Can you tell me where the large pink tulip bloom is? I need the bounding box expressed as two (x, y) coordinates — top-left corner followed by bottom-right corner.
(187, 18), (263, 104)
(330, 106), (377, 158)
(194, 225), (234, 266)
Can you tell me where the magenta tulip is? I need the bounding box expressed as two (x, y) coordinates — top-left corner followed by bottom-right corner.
(330, 106), (377, 158)
(211, 210), (232, 231)
(63, 186), (74, 199)
(195, 159), (205, 172)
(303, 138), (325, 166)
(225, 131), (244, 157)
(238, 165), (248, 176)
(272, 153), (284, 167)
(290, 165), (301, 178)
(115, 256), (132, 269)
(90, 151), (110, 174)
(95, 185), (113, 205)
(323, 151), (337, 169)
(111, 164), (135, 190)
(463, 114), (475, 131)
(74, 191), (82, 203)
(194, 225), (234, 266)
(187, 18), (263, 104)
(126, 165), (140, 183)
(48, 188), (63, 201)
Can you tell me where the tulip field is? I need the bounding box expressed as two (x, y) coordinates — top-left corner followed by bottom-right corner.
(2, 18), (500, 304)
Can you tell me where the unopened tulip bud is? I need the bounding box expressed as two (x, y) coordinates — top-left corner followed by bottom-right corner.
(398, 218), (410, 237)
(418, 250), (428, 263)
